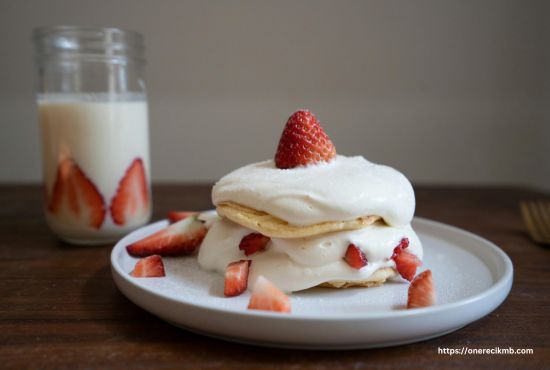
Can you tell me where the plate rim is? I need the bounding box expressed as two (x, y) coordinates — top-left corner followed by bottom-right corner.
(111, 216), (514, 321)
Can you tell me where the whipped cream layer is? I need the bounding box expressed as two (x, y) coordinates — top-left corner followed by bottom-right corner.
(212, 155), (415, 227)
(198, 218), (422, 292)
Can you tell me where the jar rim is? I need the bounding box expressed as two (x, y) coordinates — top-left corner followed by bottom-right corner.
(32, 25), (143, 41)
(32, 25), (145, 62)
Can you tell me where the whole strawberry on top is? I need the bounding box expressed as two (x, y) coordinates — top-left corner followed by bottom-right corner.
(275, 110), (336, 169)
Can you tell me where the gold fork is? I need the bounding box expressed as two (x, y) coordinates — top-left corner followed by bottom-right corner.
(520, 201), (550, 245)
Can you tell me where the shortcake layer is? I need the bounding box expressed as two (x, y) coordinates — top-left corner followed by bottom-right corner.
(319, 267), (396, 288)
(197, 218), (423, 292)
(216, 202), (380, 238)
(212, 155), (415, 228)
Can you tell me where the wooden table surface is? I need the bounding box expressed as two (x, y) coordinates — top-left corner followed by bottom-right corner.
(1, 185), (548, 369)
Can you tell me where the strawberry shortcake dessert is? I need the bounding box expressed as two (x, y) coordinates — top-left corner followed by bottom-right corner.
(125, 110), (434, 313)
(199, 110), (425, 295)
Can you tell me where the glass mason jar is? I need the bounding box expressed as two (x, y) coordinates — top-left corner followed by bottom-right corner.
(33, 26), (152, 245)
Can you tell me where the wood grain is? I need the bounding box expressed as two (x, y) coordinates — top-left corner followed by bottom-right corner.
(0, 185), (548, 369)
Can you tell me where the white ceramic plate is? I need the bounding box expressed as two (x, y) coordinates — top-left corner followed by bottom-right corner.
(111, 217), (513, 349)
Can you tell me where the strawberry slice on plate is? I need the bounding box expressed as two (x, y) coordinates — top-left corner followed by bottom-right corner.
(126, 216), (207, 257)
(130, 255), (165, 278)
(48, 157), (106, 229)
(275, 110), (337, 169)
(392, 249), (422, 282)
(407, 270), (435, 309)
(248, 276), (291, 313)
(343, 243), (368, 269)
(167, 211), (199, 223)
(110, 158), (149, 226)
(239, 233), (270, 256)
(224, 260), (251, 297)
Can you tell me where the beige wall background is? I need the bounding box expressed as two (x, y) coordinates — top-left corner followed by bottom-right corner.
(1, 0), (548, 190)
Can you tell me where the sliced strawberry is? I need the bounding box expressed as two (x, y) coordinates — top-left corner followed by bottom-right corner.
(393, 250), (422, 281)
(391, 237), (410, 259)
(274, 110), (336, 169)
(224, 260), (251, 297)
(48, 159), (69, 214)
(343, 243), (368, 269)
(48, 157), (106, 229)
(130, 255), (165, 277)
(110, 158), (149, 226)
(407, 270), (435, 309)
(248, 276), (291, 313)
(168, 211), (199, 223)
(72, 166), (106, 228)
(126, 216), (207, 257)
(239, 233), (270, 256)
(398, 237), (409, 250)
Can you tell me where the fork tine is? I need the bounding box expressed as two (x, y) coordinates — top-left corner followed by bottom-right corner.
(530, 202), (550, 243)
(520, 202), (545, 243)
(527, 201), (550, 244)
(535, 201), (550, 242)
(528, 202), (550, 243)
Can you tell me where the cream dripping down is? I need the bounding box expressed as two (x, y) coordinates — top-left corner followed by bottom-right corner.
(198, 218), (422, 292)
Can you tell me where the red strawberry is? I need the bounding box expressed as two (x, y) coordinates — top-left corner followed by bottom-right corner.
(248, 276), (291, 313)
(407, 270), (435, 309)
(398, 237), (409, 250)
(110, 158), (149, 226)
(126, 216), (207, 257)
(343, 244), (368, 269)
(130, 255), (166, 277)
(48, 157), (106, 229)
(168, 211), (199, 223)
(274, 110), (336, 169)
(224, 260), (251, 297)
(391, 237), (410, 259)
(393, 250), (422, 281)
(239, 233), (270, 256)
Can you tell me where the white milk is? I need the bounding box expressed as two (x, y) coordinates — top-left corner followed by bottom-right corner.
(39, 93), (152, 244)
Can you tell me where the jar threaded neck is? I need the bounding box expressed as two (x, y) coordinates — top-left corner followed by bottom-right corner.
(33, 26), (145, 63)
